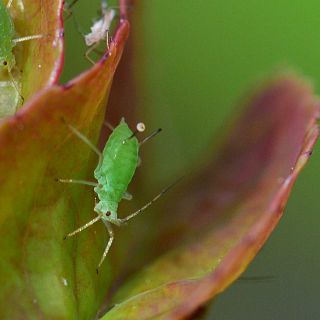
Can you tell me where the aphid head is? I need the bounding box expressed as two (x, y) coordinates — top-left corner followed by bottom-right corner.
(103, 211), (120, 225)
(95, 200), (118, 221)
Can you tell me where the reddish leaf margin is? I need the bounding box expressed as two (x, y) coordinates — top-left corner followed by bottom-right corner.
(101, 76), (319, 320)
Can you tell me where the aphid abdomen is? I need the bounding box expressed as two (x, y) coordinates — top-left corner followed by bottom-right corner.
(94, 119), (139, 207)
(0, 1), (15, 68)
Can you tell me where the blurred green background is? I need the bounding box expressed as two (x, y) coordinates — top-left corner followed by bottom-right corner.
(62, 1), (320, 318)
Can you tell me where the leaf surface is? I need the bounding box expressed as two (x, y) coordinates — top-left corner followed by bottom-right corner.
(102, 76), (319, 319)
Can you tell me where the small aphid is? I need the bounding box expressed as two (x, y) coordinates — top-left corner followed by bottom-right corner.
(0, 0), (44, 101)
(84, 0), (116, 64)
(64, 0), (117, 63)
(59, 118), (172, 273)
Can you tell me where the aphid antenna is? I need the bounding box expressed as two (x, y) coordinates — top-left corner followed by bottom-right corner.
(238, 275), (276, 283)
(123, 122), (146, 143)
(85, 28), (112, 63)
(66, 0), (130, 12)
(119, 176), (184, 223)
(64, 0), (121, 21)
(57, 178), (98, 187)
(8, 34), (47, 101)
(105, 30), (111, 50)
(139, 128), (162, 146)
(65, 0), (79, 10)
(70, 11), (85, 37)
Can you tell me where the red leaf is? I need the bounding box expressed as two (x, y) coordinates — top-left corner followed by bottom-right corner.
(102, 75), (319, 319)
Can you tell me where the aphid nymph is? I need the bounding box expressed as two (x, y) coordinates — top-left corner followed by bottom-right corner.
(59, 118), (170, 273)
(84, 0), (116, 63)
(0, 0), (44, 101)
(65, 0), (117, 64)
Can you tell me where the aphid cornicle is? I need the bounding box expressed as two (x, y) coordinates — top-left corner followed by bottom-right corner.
(0, 0), (43, 101)
(59, 118), (168, 273)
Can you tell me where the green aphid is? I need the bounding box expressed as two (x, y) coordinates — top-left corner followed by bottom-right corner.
(0, 1), (15, 71)
(0, 0), (43, 100)
(59, 118), (173, 273)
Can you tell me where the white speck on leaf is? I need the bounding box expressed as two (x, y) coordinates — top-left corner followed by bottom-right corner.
(62, 277), (68, 287)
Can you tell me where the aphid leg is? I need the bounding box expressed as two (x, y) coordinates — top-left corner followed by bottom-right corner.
(66, 123), (102, 166)
(96, 221), (114, 273)
(66, 0), (79, 10)
(64, 214), (102, 240)
(119, 178), (182, 223)
(15, 0), (25, 11)
(7, 68), (24, 103)
(139, 128), (162, 146)
(63, 6), (72, 20)
(103, 121), (115, 131)
(122, 191), (133, 201)
(85, 42), (100, 65)
(106, 29), (110, 51)
(64, 0), (82, 17)
(136, 128), (162, 166)
(57, 179), (98, 187)
(6, 0), (13, 8)
(12, 34), (44, 44)
(93, 48), (105, 55)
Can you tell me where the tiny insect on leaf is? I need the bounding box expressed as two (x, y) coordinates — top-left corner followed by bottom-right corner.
(59, 118), (171, 272)
(0, 0), (44, 110)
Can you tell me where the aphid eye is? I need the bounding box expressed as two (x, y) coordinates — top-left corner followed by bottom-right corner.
(136, 122), (145, 132)
(106, 212), (111, 216)
(3, 61), (8, 66)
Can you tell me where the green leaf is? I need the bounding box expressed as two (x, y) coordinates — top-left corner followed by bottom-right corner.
(0, 18), (129, 320)
(101, 75), (319, 319)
